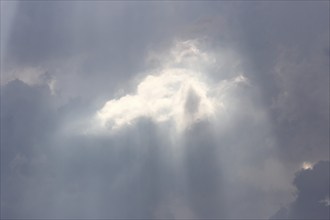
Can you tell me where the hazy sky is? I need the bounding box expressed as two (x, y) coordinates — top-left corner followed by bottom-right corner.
(1, 1), (329, 219)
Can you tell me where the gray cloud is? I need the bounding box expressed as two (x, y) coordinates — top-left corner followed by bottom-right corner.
(1, 1), (329, 219)
(229, 1), (330, 167)
(271, 161), (330, 219)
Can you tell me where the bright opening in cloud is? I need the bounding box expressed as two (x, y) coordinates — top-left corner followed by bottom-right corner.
(302, 161), (314, 170)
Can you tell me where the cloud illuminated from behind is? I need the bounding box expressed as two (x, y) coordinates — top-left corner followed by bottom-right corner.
(95, 40), (248, 132)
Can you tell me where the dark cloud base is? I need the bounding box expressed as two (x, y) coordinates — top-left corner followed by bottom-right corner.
(271, 161), (330, 219)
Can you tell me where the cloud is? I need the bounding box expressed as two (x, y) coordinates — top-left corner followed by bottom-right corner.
(96, 68), (215, 131)
(1, 42), (285, 219)
(271, 161), (330, 219)
(94, 40), (247, 133)
(1, 1), (329, 219)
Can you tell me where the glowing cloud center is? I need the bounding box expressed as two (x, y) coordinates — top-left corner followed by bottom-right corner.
(97, 68), (214, 131)
(95, 40), (247, 131)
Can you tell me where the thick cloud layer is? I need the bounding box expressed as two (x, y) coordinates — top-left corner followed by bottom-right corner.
(271, 161), (330, 219)
(1, 1), (329, 219)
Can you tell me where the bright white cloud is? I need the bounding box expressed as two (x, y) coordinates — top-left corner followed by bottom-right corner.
(97, 68), (214, 131)
(95, 40), (248, 132)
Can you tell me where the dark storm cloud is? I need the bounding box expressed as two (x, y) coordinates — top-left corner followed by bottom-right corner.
(271, 161), (330, 219)
(1, 1), (329, 219)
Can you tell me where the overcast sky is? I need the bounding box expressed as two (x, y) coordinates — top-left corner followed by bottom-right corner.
(1, 1), (329, 219)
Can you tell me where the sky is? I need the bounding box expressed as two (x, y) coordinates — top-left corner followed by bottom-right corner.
(0, 1), (329, 219)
